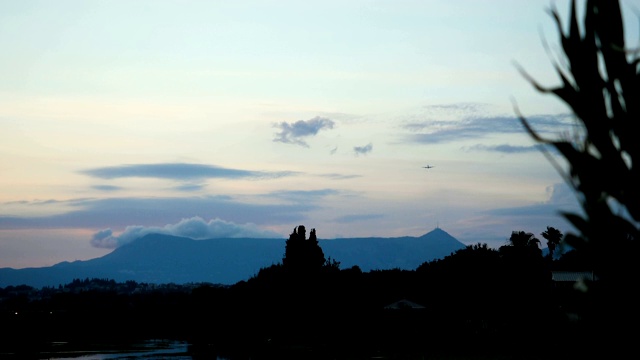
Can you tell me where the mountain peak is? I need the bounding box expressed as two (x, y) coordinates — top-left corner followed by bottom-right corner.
(419, 226), (452, 238)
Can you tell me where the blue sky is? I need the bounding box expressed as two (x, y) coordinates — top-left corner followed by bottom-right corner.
(1, 1), (637, 268)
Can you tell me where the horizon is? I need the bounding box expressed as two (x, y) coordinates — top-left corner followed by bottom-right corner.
(0, 224), (471, 289)
(2, 1), (637, 269)
(1, 225), (558, 272)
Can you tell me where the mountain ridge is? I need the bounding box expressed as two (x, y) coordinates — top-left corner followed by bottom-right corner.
(0, 227), (465, 288)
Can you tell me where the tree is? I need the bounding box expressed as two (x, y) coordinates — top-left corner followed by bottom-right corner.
(499, 231), (544, 273)
(506, 230), (541, 249)
(282, 225), (326, 273)
(517, 0), (639, 352)
(517, 0), (639, 280)
(498, 231), (549, 335)
(540, 226), (563, 259)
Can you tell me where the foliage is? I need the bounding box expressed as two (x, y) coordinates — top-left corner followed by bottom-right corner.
(323, 256), (341, 271)
(506, 230), (540, 248)
(517, 0), (639, 280)
(517, 1), (639, 352)
(541, 226), (563, 258)
(282, 225), (326, 273)
(499, 231), (543, 265)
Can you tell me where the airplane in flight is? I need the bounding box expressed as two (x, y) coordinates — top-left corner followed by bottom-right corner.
(422, 165), (434, 169)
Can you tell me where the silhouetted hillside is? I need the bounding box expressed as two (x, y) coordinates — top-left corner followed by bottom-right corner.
(321, 227), (465, 270)
(0, 227), (465, 288)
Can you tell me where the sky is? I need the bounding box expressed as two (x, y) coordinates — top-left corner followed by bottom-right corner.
(1, 0), (638, 269)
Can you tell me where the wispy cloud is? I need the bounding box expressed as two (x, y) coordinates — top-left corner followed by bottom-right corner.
(320, 173), (362, 180)
(403, 114), (574, 145)
(354, 143), (373, 155)
(266, 189), (340, 202)
(273, 116), (335, 147)
(92, 185), (122, 192)
(173, 183), (207, 192)
(333, 213), (385, 224)
(465, 144), (543, 154)
(423, 102), (489, 114)
(91, 216), (284, 249)
(80, 163), (297, 181)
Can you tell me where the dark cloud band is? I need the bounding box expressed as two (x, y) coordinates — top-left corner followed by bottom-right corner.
(403, 114), (574, 145)
(81, 163), (296, 181)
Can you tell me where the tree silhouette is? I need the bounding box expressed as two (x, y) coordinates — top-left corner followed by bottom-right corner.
(541, 226), (562, 259)
(497, 231), (549, 344)
(506, 230), (541, 249)
(282, 225), (326, 273)
(499, 231), (544, 272)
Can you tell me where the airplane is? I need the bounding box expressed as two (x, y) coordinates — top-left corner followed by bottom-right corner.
(422, 165), (434, 169)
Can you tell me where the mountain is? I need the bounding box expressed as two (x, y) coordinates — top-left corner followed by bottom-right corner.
(320, 227), (465, 270)
(0, 227), (465, 288)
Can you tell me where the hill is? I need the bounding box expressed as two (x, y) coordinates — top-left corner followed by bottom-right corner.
(0, 227), (465, 288)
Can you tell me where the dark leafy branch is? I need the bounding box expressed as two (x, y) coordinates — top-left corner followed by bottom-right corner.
(516, 0), (639, 281)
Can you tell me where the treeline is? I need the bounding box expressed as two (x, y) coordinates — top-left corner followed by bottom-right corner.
(0, 225), (611, 359)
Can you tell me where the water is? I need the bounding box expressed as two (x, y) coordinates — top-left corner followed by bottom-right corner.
(9, 339), (220, 360)
(3, 338), (437, 359)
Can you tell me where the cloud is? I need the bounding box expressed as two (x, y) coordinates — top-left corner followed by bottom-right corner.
(423, 102), (489, 115)
(266, 189), (340, 202)
(545, 182), (579, 206)
(333, 213), (384, 223)
(173, 183), (207, 192)
(487, 183), (581, 217)
(320, 173), (362, 180)
(91, 216), (284, 248)
(91, 229), (119, 248)
(403, 114), (574, 145)
(273, 116), (335, 147)
(354, 143), (373, 155)
(464, 144), (543, 154)
(92, 185), (122, 192)
(0, 195), (313, 230)
(450, 183), (582, 248)
(81, 163), (296, 181)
